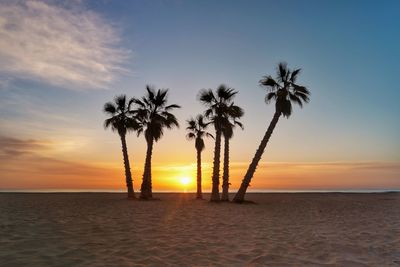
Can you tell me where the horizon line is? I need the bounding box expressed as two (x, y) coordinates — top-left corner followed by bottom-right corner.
(1, 189), (399, 194)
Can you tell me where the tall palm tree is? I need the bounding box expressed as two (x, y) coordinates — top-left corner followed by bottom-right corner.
(221, 105), (244, 201)
(131, 85), (180, 200)
(233, 62), (310, 203)
(186, 115), (214, 199)
(199, 85), (241, 202)
(103, 95), (139, 199)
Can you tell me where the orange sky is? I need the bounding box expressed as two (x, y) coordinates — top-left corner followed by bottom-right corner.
(0, 135), (398, 191)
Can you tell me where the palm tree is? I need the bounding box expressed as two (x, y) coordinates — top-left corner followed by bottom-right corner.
(186, 115), (213, 199)
(221, 105), (244, 201)
(199, 85), (241, 202)
(103, 95), (139, 199)
(233, 62), (310, 203)
(131, 86), (180, 200)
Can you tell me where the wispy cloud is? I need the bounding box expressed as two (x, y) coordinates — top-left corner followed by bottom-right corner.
(0, 135), (51, 158)
(0, 0), (130, 89)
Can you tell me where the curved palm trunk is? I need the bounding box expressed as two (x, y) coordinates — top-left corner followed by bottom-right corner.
(120, 134), (135, 199)
(140, 138), (154, 199)
(196, 148), (202, 199)
(221, 136), (230, 201)
(210, 129), (222, 202)
(233, 111), (281, 203)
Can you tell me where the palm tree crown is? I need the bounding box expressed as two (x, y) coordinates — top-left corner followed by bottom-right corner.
(199, 85), (241, 129)
(131, 86), (181, 141)
(103, 95), (139, 135)
(186, 115), (214, 152)
(221, 103), (244, 138)
(261, 62), (310, 117)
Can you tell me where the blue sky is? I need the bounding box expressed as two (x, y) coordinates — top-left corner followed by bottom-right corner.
(0, 0), (399, 190)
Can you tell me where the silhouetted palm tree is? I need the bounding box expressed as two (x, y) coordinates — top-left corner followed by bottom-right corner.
(199, 85), (241, 202)
(221, 105), (244, 201)
(233, 62), (310, 203)
(186, 115), (214, 199)
(103, 95), (139, 199)
(131, 86), (180, 199)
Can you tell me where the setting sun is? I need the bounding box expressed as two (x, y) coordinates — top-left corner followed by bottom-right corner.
(179, 176), (191, 185)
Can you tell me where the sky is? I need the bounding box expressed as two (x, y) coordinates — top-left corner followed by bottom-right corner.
(0, 0), (399, 192)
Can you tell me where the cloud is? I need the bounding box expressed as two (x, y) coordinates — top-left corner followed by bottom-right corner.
(0, 135), (51, 158)
(0, 0), (130, 89)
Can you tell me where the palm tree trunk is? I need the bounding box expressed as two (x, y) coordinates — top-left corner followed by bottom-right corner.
(233, 111), (281, 203)
(120, 134), (135, 199)
(210, 129), (222, 202)
(140, 138), (154, 199)
(196, 148), (202, 199)
(221, 136), (230, 201)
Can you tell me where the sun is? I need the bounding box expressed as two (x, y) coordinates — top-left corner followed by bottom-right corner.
(180, 176), (191, 185)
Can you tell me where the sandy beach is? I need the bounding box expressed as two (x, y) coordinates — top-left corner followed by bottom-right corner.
(0, 193), (399, 266)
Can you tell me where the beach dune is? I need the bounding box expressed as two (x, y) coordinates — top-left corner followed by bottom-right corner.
(0, 193), (399, 266)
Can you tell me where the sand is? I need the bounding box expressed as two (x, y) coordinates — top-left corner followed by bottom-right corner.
(0, 193), (399, 266)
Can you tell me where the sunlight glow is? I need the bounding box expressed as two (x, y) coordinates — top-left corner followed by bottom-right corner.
(180, 176), (191, 185)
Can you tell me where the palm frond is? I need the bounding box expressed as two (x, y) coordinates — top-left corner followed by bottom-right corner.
(142, 96), (150, 106)
(285, 69), (291, 83)
(289, 93), (303, 108)
(295, 91), (310, 103)
(186, 118), (197, 130)
(103, 102), (116, 115)
(265, 92), (277, 103)
(103, 118), (114, 130)
(260, 76), (278, 88)
(164, 113), (179, 129)
(204, 108), (214, 118)
(186, 132), (196, 140)
(277, 62), (288, 82)
(114, 95), (126, 112)
(216, 85), (237, 101)
(198, 89), (216, 104)
(125, 118), (140, 131)
(293, 84), (310, 95)
(228, 104), (244, 118)
(154, 89), (168, 107)
(136, 127), (143, 137)
(130, 97), (145, 108)
(165, 104), (181, 110)
(206, 132), (215, 139)
(146, 85), (155, 101)
(196, 114), (209, 129)
(234, 120), (244, 129)
(290, 68), (301, 83)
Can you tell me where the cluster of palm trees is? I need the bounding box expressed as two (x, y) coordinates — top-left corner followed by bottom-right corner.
(189, 85), (244, 201)
(103, 62), (310, 202)
(103, 86), (180, 200)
